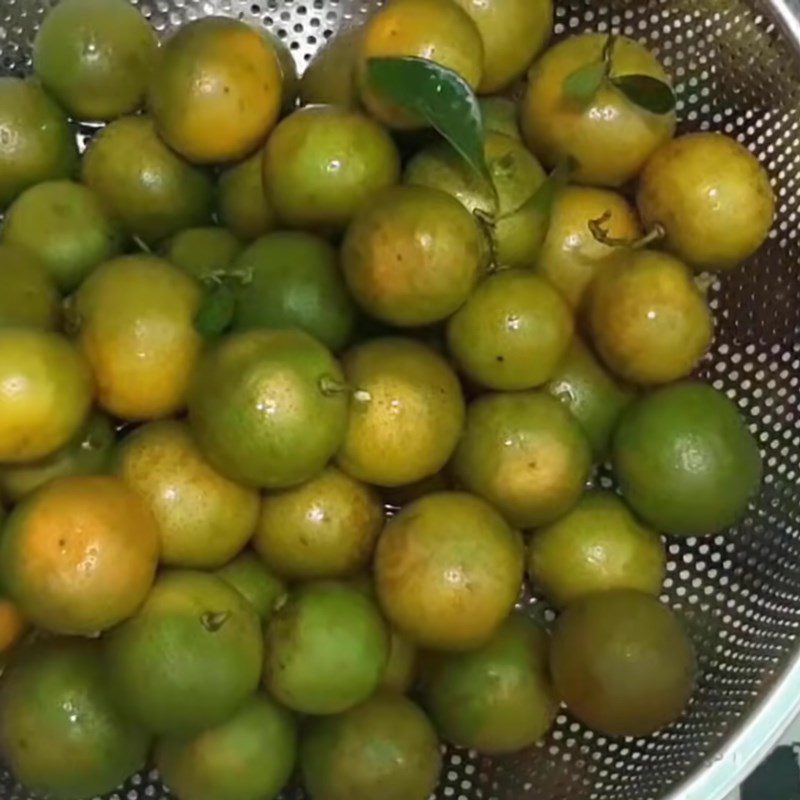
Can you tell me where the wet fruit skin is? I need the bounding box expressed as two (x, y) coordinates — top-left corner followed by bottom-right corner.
(0, 476), (159, 636)
(73, 254), (203, 421)
(336, 337), (466, 488)
(544, 337), (636, 458)
(0, 243), (60, 331)
(254, 466), (383, 581)
(81, 115), (214, 245)
(188, 329), (349, 490)
(2, 180), (125, 292)
(147, 17), (283, 164)
(231, 231), (357, 352)
(521, 33), (677, 187)
(637, 132), (775, 271)
(0, 329), (93, 464)
(263, 105), (401, 236)
(0, 412), (115, 504)
(420, 613), (558, 754)
(446, 270), (574, 391)
(404, 131), (546, 270)
(586, 249), (713, 386)
(374, 492), (524, 652)
(550, 590), (697, 737)
(0, 638), (151, 800)
(114, 420), (260, 569)
(217, 152), (277, 242)
(452, 392), (593, 529)
(104, 570), (264, 736)
(32, 0), (159, 121)
(301, 692), (442, 800)
(357, 0), (485, 129)
(613, 380), (763, 537)
(263, 580), (389, 715)
(300, 27), (364, 108)
(0, 78), (78, 210)
(535, 185), (642, 309)
(528, 490), (666, 608)
(342, 185), (483, 327)
(155, 692), (297, 800)
(451, 0), (553, 93)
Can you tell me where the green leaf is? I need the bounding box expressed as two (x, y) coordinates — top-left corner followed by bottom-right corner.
(563, 61), (607, 106)
(366, 56), (490, 184)
(611, 74), (676, 115)
(525, 156), (579, 219)
(194, 283), (235, 338)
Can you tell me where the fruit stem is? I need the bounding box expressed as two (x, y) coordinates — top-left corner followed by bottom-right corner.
(588, 211), (665, 250)
(201, 611), (230, 632)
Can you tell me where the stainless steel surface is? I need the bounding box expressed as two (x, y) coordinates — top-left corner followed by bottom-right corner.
(2, 1), (800, 799)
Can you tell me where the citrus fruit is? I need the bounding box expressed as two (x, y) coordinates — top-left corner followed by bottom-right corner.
(231, 231), (356, 351)
(479, 97), (522, 139)
(453, 392), (592, 528)
(161, 227), (244, 282)
(535, 185), (642, 308)
(613, 380), (763, 536)
(254, 466), (383, 581)
(0, 329), (92, 463)
(72, 254), (202, 421)
(301, 692), (441, 800)
(217, 152), (277, 242)
(451, 0), (552, 92)
(544, 337), (635, 458)
(188, 329), (348, 489)
(336, 337), (465, 487)
(215, 552), (287, 622)
(114, 420), (260, 569)
(550, 590), (696, 737)
(375, 492), (524, 651)
(528, 490), (666, 608)
(0, 638), (150, 800)
(155, 692), (297, 800)
(32, 0), (158, 121)
(420, 613), (558, 753)
(0, 77), (78, 209)
(342, 185), (482, 326)
(2, 180), (125, 292)
(0, 476), (159, 635)
(381, 630), (418, 694)
(263, 29), (299, 114)
(405, 131), (547, 270)
(637, 132), (775, 271)
(81, 115), (214, 245)
(263, 105), (401, 236)
(586, 249), (713, 385)
(446, 270), (574, 390)
(0, 243), (59, 331)
(263, 580), (389, 715)
(0, 598), (27, 655)
(300, 26), (363, 108)
(104, 570), (263, 735)
(148, 17), (282, 164)
(521, 33), (676, 187)
(0, 412), (115, 504)
(358, 0), (484, 129)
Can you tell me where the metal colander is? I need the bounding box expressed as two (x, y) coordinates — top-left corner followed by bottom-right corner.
(1, 1), (800, 799)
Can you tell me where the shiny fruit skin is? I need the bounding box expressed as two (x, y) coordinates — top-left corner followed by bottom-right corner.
(217, 152), (277, 242)
(357, 0), (484, 129)
(263, 105), (401, 237)
(33, 0), (158, 121)
(447, 270), (574, 390)
(521, 34), (676, 187)
(586, 249), (713, 386)
(0, 244), (60, 331)
(215, 552), (287, 622)
(375, 492), (524, 652)
(637, 132), (775, 271)
(148, 17), (282, 164)
(300, 27), (364, 109)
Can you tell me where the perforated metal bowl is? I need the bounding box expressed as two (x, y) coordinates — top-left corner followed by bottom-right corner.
(1, 1), (800, 799)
